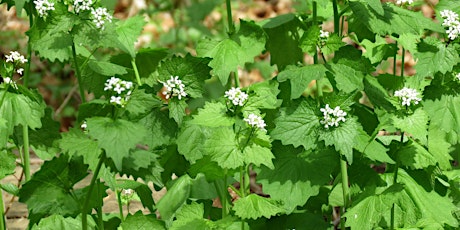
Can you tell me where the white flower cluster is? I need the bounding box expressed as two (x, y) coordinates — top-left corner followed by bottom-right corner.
(244, 113), (266, 131)
(225, 87), (248, 106)
(91, 7), (112, 30)
(396, 0), (413, 5)
(319, 30), (329, 39)
(81, 121), (87, 130)
(440, 10), (460, 40)
(394, 87), (421, 106)
(73, 0), (93, 13)
(2, 77), (18, 89)
(320, 104), (347, 129)
(5, 51), (27, 75)
(104, 77), (133, 107)
(33, 0), (55, 17)
(161, 76), (187, 100)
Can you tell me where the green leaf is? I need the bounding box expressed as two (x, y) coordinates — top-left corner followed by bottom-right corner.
(328, 63), (364, 93)
(31, 214), (96, 230)
(138, 108), (178, 149)
(204, 127), (244, 169)
(0, 150), (15, 180)
(157, 55), (212, 99)
(436, 0), (460, 13)
(427, 125), (452, 170)
(243, 144), (274, 169)
(277, 65), (328, 99)
(299, 26), (320, 56)
(0, 91), (45, 148)
(190, 102), (235, 127)
(319, 117), (361, 163)
(333, 45), (374, 74)
(169, 99), (188, 124)
(392, 109), (428, 145)
(177, 123), (207, 164)
(87, 60), (127, 76)
(424, 94), (460, 135)
(322, 33), (345, 55)
(28, 107), (61, 160)
(121, 211), (166, 230)
(170, 202), (216, 230)
(271, 99), (320, 150)
(414, 38), (460, 78)
(258, 149), (338, 213)
(197, 20), (266, 84)
(121, 149), (164, 187)
(18, 155), (89, 226)
(395, 33), (420, 54)
(134, 48), (169, 79)
(233, 194), (284, 219)
(349, 2), (443, 41)
(354, 130), (394, 164)
(361, 36), (398, 64)
(59, 128), (101, 171)
(86, 117), (147, 170)
(397, 140), (437, 170)
(116, 180), (155, 212)
(367, 0), (384, 15)
(125, 87), (163, 118)
(157, 175), (192, 221)
(244, 80), (281, 111)
(363, 75), (397, 111)
(262, 13), (303, 70)
(116, 16), (146, 57)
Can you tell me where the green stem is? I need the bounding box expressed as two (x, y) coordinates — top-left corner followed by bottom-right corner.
(390, 131), (403, 230)
(22, 126), (30, 182)
(82, 152), (105, 230)
(213, 177), (229, 218)
(71, 42), (86, 103)
(226, 0), (235, 35)
(313, 1), (318, 65)
(234, 70), (240, 88)
(131, 58), (142, 86)
(332, 0), (339, 34)
(340, 157), (349, 230)
(0, 189), (5, 230)
(240, 166), (246, 197)
(117, 190), (124, 222)
(393, 41), (398, 77)
(96, 183), (104, 230)
(24, 3), (34, 87)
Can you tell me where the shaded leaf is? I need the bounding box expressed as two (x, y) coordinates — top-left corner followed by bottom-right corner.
(233, 194), (284, 219)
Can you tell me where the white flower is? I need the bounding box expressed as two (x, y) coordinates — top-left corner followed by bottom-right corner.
(16, 68), (24, 75)
(319, 30), (329, 39)
(440, 10), (460, 40)
(396, 0), (413, 5)
(73, 0), (92, 13)
(394, 87), (422, 106)
(3, 77), (18, 89)
(456, 73), (460, 81)
(33, 0), (55, 17)
(244, 113), (266, 131)
(91, 7), (112, 30)
(320, 104), (347, 129)
(161, 76), (188, 100)
(104, 77), (134, 107)
(81, 121), (87, 129)
(122, 189), (134, 196)
(225, 87), (248, 106)
(5, 51), (27, 64)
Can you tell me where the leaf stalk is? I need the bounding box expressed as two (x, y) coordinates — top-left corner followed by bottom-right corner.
(82, 152), (105, 230)
(71, 42), (87, 103)
(340, 157), (349, 230)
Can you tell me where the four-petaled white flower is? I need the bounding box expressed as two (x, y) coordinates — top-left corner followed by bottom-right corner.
(73, 0), (93, 13)
(161, 76), (188, 100)
(319, 30), (329, 39)
(91, 7), (112, 30)
(225, 87), (248, 106)
(394, 87), (421, 106)
(396, 0), (413, 5)
(5, 51), (27, 64)
(3, 77), (18, 89)
(244, 113), (266, 131)
(16, 68), (24, 75)
(440, 10), (460, 40)
(104, 77), (133, 107)
(81, 121), (87, 130)
(456, 73), (460, 81)
(320, 104), (347, 129)
(33, 0), (55, 17)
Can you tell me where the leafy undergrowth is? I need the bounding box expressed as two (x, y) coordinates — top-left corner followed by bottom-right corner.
(1, 0), (460, 229)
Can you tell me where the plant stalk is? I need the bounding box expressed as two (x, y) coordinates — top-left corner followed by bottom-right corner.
(332, 0), (339, 34)
(71, 42), (86, 103)
(313, 1), (318, 64)
(22, 127), (30, 182)
(340, 157), (349, 230)
(131, 58), (142, 85)
(82, 152), (105, 230)
(117, 190), (124, 222)
(226, 0), (235, 35)
(390, 131), (404, 229)
(234, 67), (240, 88)
(400, 48), (405, 77)
(0, 189), (5, 230)
(393, 41), (398, 77)
(96, 183), (104, 230)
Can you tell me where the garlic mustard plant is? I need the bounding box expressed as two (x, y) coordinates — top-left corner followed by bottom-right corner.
(319, 30), (329, 39)
(394, 87), (422, 106)
(104, 77), (133, 107)
(440, 10), (460, 40)
(320, 104), (347, 129)
(5, 51), (27, 75)
(225, 87), (248, 106)
(396, 0), (413, 5)
(73, 0), (93, 13)
(161, 76), (188, 100)
(2, 77), (18, 89)
(33, 0), (55, 17)
(244, 113), (266, 131)
(91, 7), (112, 30)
